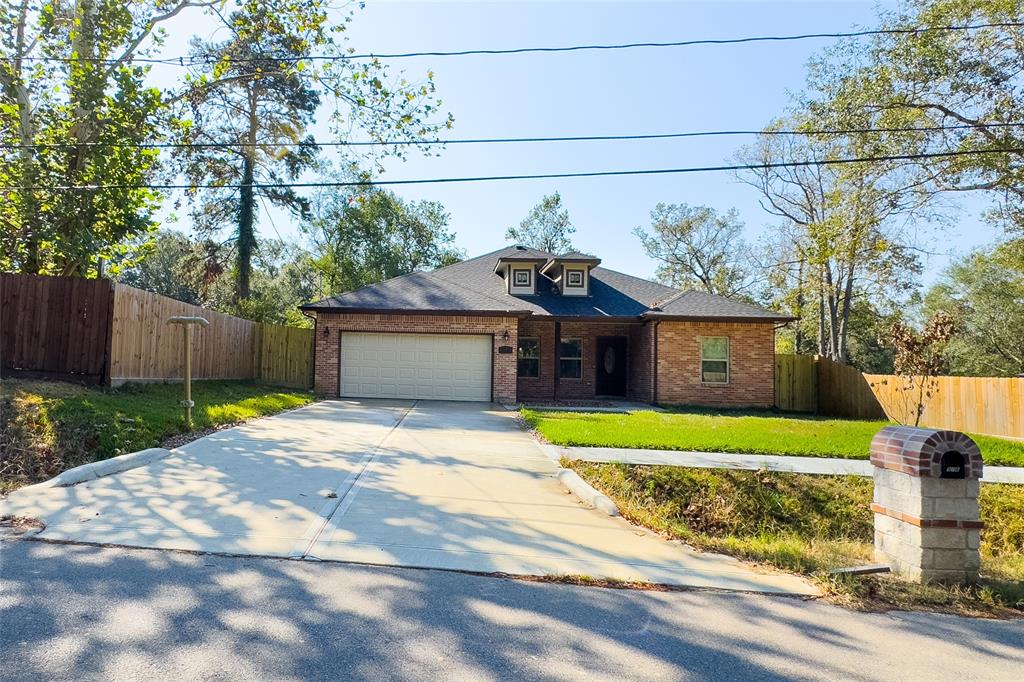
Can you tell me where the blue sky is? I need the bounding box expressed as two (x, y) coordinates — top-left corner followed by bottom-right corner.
(153, 0), (1001, 285)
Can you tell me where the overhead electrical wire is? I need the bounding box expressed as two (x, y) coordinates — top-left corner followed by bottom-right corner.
(5, 22), (1020, 65)
(4, 147), (1020, 192)
(3, 122), (1022, 151)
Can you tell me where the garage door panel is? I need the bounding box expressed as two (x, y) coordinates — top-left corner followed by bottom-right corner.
(341, 332), (492, 402)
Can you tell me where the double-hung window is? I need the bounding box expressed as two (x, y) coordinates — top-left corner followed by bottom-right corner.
(517, 338), (540, 378)
(700, 337), (729, 384)
(559, 339), (583, 379)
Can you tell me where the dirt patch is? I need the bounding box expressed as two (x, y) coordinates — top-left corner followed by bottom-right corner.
(159, 422), (243, 450)
(515, 573), (678, 592)
(0, 515), (46, 538)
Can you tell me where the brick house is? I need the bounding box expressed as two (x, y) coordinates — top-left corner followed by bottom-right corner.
(300, 246), (791, 406)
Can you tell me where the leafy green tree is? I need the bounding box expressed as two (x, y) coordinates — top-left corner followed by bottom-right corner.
(924, 240), (1024, 376)
(0, 0), (214, 276)
(738, 115), (927, 363)
(633, 203), (754, 297)
(177, 1), (324, 300)
(225, 239), (319, 326)
(177, 0), (450, 300)
(812, 0), (1024, 232)
(304, 187), (461, 296)
(117, 230), (210, 304)
(117, 229), (318, 326)
(506, 192), (575, 253)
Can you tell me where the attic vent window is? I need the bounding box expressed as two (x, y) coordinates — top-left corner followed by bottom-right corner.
(566, 270), (584, 287)
(513, 269), (532, 287)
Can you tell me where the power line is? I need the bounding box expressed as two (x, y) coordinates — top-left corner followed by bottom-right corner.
(4, 122), (1022, 151)
(4, 147), (1020, 192)
(7, 22), (1020, 65)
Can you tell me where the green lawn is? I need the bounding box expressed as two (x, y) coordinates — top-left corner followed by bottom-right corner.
(522, 408), (1024, 467)
(1, 379), (314, 493)
(568, 460), (1024, 616)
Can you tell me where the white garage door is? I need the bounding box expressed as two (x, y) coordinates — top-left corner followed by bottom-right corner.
(340, 332), (492, 402)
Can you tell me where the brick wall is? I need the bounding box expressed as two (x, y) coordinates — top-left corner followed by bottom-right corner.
(513, 319), (657, 402)
(516, 319), (557, 400)
(630, 321), (656, 402)
(655, 321), (775, 407)
(310, 313), (774, 407)
(311, 312), (519, 402)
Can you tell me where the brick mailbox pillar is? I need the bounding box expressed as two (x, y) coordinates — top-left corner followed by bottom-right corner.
(869, 426), (984, 584)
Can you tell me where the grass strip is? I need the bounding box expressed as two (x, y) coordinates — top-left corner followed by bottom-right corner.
(566, 460), (1024, 617)
(524, 408), (1024, 466)
(1, 379), (313, 493)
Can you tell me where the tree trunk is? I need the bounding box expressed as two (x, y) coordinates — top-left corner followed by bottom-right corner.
(15, 83), (40, 273)
(837, 258), (857, 364)
(822, 263), (841, 360)
(236, 88), (259, 301)
(237, 154), (256, 300)
(817, 271), (827, 356)
(61, 0), (100, 277)
(9, 1), (41, 273)
(794, 256), (805, 353)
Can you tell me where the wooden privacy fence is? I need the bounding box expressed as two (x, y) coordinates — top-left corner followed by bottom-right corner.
(775, 354), (1024, 440)
(1, 273), (114, 383)
(253, 323), (315, 390)
(1, 274), (313, 389)
(110, 284), (257, 382)
(773, 353), (818, 413)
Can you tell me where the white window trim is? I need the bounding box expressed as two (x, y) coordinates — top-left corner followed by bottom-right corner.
(512, 268), (532, 287)
(565, 269), (585, 288)
(699, 336), (730, 385)
(559, 337), (583, 379)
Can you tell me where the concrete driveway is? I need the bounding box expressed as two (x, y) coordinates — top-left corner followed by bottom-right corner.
(1, 400), (813, 595)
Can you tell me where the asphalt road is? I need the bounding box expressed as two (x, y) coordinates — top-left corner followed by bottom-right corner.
(1, 539), (1022, 681)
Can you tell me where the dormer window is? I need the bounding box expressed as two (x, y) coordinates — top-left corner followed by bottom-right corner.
(540, 253), (600, 297)
(494, 252), (546, 296)
(561, 265), (589, 296)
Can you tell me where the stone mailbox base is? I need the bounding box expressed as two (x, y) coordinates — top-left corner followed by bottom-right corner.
(869, 426), (984, 585)
(872, 469), (982, 583)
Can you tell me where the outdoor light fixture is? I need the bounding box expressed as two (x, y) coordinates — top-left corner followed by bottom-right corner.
(502, 329), (511, 341)
(323, 327), (330, 337)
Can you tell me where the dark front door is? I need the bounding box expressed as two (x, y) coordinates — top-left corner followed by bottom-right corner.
(595, 336), (628, 397)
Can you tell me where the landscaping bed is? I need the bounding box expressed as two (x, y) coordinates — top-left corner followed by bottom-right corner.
(0, 379), (314, 494)
(566, 460), (1024, 617)
(524, 408), (1024, 466)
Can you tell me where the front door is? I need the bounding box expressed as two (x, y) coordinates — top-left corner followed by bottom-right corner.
(595, 336), (628, 397)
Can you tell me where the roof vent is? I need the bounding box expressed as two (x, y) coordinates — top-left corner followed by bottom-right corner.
(515, 245), (526, 250)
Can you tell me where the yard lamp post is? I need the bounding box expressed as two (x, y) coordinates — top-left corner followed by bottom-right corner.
(166, 316), (210, 427)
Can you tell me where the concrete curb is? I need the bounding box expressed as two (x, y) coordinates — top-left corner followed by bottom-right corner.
(556, 469), (619, 517)
(48, 448), (175, 488)
(527, 439), (619, 516)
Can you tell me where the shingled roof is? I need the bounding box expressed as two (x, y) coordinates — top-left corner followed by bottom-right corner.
(301, 245), (792, 321)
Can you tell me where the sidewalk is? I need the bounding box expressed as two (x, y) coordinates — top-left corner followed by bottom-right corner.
(544, 445), (1024, 484)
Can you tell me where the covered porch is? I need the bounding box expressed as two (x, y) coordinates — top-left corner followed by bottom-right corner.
(515, 319), (655, 403)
